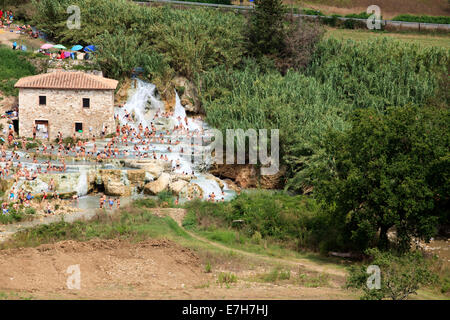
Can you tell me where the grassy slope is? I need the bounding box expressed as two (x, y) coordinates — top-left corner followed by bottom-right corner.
(325, 28), (450, 48)
(0, 45), (36, 96)
(298, 0), (450, 18)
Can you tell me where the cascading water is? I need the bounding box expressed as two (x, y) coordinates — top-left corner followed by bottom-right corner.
(116, 79), (235, 201)
(116, 81), (164, 130)
(75, 168), (88, 196)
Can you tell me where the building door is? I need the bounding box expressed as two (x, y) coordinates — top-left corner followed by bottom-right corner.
(35, 120), (49, 139)
(12, 119), (19, 134)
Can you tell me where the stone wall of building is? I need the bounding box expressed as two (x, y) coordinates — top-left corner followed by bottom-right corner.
(18, 88), (115, 140)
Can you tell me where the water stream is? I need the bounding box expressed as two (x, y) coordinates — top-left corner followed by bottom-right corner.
(116, 79), (234, 201)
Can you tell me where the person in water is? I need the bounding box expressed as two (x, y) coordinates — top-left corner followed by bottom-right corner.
(108, 197), (114, 210)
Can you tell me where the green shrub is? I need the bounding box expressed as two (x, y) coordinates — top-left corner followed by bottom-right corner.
(184, 191), (322, 249)
(25, 208), (36, 215)
(298, 272), (329, 287)
(157, 191), (174, 206)
(344, 12), (372, 19)
(25, 142), (39, 150)
(441, 276), (450, 294)
(342, 18), (357, 29)
(260, 267), (291, 282)
(175, 86), (185, 96)
(347, 249), (438, 300)
(2, 209), (190, 248)
(393, 14), (450, 24)
(0, 210), (25, 224)
(251, 231), (262, 244)
(302, 9), (324, 16)
(134, 198), (158, 209)
(323, 14), (341, 27)
(205, 261), (212, 273)
(217, 272), (237, 286)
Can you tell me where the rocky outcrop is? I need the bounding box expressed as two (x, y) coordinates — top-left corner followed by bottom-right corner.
(173, 76), (201, 114)
(169, 180), (188, 195)
(0, 94), (17, 111)
(99, 169), (132, 196)
(163, 94), (176, 112)
(127, 169), (146, 189)
(209, 164), (286, 189)
(205, 173), (225, 189)
(171, 173), (194, 182)
(224, 179), (241, 194)
(124, 159), (167, 179)
(115, 78), (131, 106)
(143, 172), (171, 195)
(104, 180), (132, 196)
(209, 164), (258, 188)
(259, 165), (286, 190)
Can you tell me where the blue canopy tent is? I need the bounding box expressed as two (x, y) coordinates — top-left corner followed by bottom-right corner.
(71, 45), (83, 51)
(84, 45), (96, 52)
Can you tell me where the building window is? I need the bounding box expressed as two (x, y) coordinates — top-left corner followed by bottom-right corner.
(39, 96), (46, 105)
(82, 98), (90, 108)
(75, 122), (83, 133)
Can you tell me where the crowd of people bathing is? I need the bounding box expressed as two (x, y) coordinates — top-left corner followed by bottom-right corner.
(0, 104), (228, 214)
(1, 9), (40, 46)
(0, 9), (14, 29)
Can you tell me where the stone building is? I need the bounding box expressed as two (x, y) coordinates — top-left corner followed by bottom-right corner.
(14, 71), (118, 140)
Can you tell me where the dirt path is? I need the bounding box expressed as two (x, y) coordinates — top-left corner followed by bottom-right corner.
(0, 28), (20, 47)
(153, 208), (347, 277)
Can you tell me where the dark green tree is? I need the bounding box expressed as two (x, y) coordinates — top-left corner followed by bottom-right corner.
(246, 0), (286, 57)
(314, 105), (450, 252)
(346, 248), (437, 300)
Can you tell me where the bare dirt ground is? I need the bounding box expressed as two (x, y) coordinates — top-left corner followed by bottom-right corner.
(0, 28), (21, 47)
(1, 208), (447, 300)
(0, 208), (356, 299)
(0, 237), (354, 300)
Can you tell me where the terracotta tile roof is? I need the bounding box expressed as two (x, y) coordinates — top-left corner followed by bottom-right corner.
(14, 72), (118, 90)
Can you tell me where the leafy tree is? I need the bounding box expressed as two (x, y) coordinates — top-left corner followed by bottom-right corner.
(314, 105), (450, 252)
(246, 0), (286, 57)
(346, 248), (437, 300)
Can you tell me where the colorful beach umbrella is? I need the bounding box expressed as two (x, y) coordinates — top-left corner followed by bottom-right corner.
(71, 45), (83, 51)
(53, 44), (66, 49)
(84, 45), (96, 52)
(40, 43), (53, 49)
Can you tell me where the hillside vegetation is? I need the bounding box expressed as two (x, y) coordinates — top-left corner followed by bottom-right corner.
(5, 0), (449, 299)
(0, 45), (36, 96)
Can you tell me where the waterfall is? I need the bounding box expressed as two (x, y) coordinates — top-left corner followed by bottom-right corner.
(76, 169), (88, 196)
(116, 80), (164, 130)
(191, 176), (223, 200)
(114, 79), (236, 201)
(174, 91), (201, 132)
